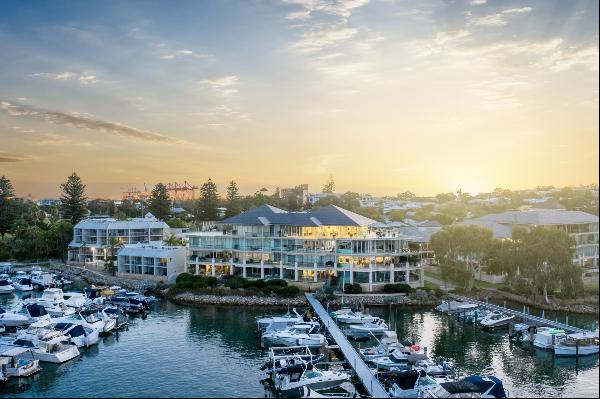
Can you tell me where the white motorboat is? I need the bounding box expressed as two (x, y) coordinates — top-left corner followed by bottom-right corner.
(262, 324), (326, 348)
(1, 333), (80, 363)
(55, 309), (116, 334)
(331, 308), (376, 324)
(63, 292), (87, 308)
(479, 312), (515, 329)
(0, 278), (14, 294)
(435, 300), (479, 314)
(43, 302), (77, 318)
(0, 306), (30, 327)
(533, 327), (567, 350)
(348, 318), (389, 336)
(0, 273), (12, 283)
(423, 375), (507, 398)
(102, 306), (129, 329)
(13, 277), (34, 292)
(20, 304), (52, 324)
(0, 347), (42, 377)
(30, 271), (55, 289)
(257, 309), (305, 333)
(413, 358), (454, 376)
(276, 367), (351, 394)
(509, 323), (532, 343)
(554, 333), (599, 357)
(53, 322), (100, 348)
(385, 370), (454, 398)
(359, 331), (401, 362)
(14, 271), (28, 280)
(371, 350), (411, 371)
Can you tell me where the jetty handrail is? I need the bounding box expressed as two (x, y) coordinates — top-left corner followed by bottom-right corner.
(449, 294), (597, 336)
(305, 293), (390, 398)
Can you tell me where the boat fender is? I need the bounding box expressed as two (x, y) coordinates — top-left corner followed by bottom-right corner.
(411, 344), (420, 352)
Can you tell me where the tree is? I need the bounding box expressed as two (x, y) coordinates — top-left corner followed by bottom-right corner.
(164, 234), (185, 246)
(252, 188), (270, 208)
(148, 183), (171, 221)
(105, 237), (123, 276)
(196, 179), (220, 221)
(436, 192), (456, 203)
(0, 175), (17, 238)
(430, 225), (494, 291)
(60, 173), (88, 225)
(224, 180), (241, 218)
(322, 175), (335, 193)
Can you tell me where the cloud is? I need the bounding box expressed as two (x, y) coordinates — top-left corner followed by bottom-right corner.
(1, 101), (177, 143)
(198, 75), (240, 95)
(0, 151), (28, 163)
(293, 25), (358, 53)
(191, 104), (250, 128)
(161, 49), (196, 60)
(283, 0), (370, 20)
(469, 7), (533, 27)
(469, 0), (487, 5)
(30, 71), (98, 85)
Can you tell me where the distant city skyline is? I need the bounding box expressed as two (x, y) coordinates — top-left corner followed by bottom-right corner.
(1, 0), (598, 198)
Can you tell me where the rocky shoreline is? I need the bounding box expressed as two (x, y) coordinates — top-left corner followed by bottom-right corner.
(51, 263), (160, 292)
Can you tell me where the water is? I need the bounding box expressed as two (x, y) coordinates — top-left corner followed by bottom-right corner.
(1, 291), (598, 398)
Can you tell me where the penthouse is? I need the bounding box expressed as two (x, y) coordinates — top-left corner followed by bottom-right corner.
(187, 205), (426, 292)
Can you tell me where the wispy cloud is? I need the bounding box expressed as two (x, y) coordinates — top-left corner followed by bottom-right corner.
(0, 151), (28, 163)
(1, 101), (177, 143)
(469, 0), (487, 5)
(30, 71), (99, 85)
(469, 7), (533, 27)
(161, 49), (196, 60)
(198, 75), (240, 96)
(192, 104), (250, 128)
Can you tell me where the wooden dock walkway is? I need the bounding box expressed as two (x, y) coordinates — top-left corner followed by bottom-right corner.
(305, 293), (389, 398)
(450, 294), (597, 335)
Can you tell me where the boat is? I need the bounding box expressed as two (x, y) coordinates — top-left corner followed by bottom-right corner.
(13, 277), (34, 292)
(553, 333), (599, 357)
(509, 323), (532, 343)
(257, 309), (305, 334)
(262, 323), (326, 348)
(479, 312), (515, 329)
(53, 322), (100, 348)
(381, 369), (453, 398)
(102, 306), (129, 329)
(0, 307), (30, 327)
(107, 296), (145, 314)
(275, 367), (350, 395)
(331, 308), (376, 324)
(423, 375), (507, 398)
(371, 350), (411, 371)
(55, 309), (116, 334)
(0, 347), (42, 377)
(359, 331), (401, 362)
(533, 327), (566, 350)
(19, 304), (51, 324)
(348, 318), (388, 336)
(412, 357), (454, 376)
(435, 301), (479, 314)
(30, 271), (55, 289)
(0, 278), (14, 294)
(1, 333), (80, 363)
(83, 288), (105, 305)
(63, 292), (87, 308)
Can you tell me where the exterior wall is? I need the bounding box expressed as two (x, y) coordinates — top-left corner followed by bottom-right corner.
(186, 227), (426, 291)
(117, 246), (186, 281)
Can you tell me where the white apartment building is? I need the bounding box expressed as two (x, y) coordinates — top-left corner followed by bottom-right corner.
(68, 213), (170, 264)
(117, 243), (186, 282)
(187, 204), (427, 292)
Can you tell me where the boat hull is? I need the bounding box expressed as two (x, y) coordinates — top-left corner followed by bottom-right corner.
(554, 345), (599, 357)
(18, 346), (80, 364)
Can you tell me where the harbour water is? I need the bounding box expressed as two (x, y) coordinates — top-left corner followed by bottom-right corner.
(1, 292), (598, 398)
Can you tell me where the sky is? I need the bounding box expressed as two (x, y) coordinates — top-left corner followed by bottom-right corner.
(0, 0), (598, 199)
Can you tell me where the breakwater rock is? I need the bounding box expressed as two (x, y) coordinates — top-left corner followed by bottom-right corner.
(52, 264), (159, 292)
(171, 292), (308, 307)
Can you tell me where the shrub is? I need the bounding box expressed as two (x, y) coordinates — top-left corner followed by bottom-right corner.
(206, 277), (218, 288)
(278, 286), (300, 297)
(225, 277), (248, 290)
(265, 279), (288, 287)
(344, 283), (362, 294)
(176, 273), (195, 284)
(192, 279), (207, 289)
(383, 283), (413, 294)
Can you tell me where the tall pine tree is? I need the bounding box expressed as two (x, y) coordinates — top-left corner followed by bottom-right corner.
(60, 173), (88, 225)
(0, 175), (17, 238)
(224, 180), (241, 218)
(148, 183), (171, 221)
(196, 179), (220, 221)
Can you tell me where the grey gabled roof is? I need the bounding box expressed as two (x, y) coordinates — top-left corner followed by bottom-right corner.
(461, 220), (514, 239)
(474, 210), (598, 226)
(220, 204), (375, 227)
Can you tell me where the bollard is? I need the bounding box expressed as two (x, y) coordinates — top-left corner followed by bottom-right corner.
(566, 316), (569, 326)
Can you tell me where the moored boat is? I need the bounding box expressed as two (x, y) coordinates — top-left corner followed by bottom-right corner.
(553, 333), (599, 357)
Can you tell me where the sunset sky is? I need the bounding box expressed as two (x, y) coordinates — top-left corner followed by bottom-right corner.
(1, 0), (598, 199)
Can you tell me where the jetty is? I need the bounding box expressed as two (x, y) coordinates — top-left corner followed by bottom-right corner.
(305, 293), (390, 398)
(450, 294), (597, 335)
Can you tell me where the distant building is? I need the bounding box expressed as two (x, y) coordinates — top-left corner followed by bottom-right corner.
(307, 192), (343, 205)
(187, 204), (427, 291)
(68, 212), (170, 263)
(117, 243), (186, 282)
(281, 184), (309, 204)
(463, 210), (599, 267)
(37, 198), (62, 206)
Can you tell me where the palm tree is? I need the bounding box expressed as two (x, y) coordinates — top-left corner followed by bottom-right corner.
(106, 237), (123, 276)
(164, 234), (184, 246)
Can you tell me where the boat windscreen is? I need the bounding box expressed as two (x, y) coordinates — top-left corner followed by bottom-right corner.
(68, 325), (86, 337)
(26, 304), (48, 317)
(0, 280), (11, 286)
(0, 307), (5, 314)
(12, 339), (36, 348)
(20, 279), (32, 285)
(54, 322), (74, 331)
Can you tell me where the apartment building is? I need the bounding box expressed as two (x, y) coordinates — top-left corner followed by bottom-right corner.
(117, 243), (186, 282)
(187, 204), (426, 292)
